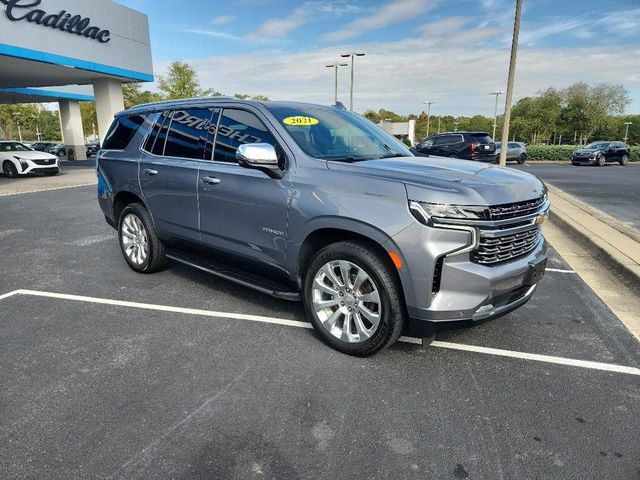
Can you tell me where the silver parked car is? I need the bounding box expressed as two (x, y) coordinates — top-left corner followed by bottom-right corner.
(495, 141), (527, 164)
(97, 98), (549, 356)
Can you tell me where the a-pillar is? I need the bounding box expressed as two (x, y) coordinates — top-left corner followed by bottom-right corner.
(94, 78), (124, 146)
(58, 100), (87, 161)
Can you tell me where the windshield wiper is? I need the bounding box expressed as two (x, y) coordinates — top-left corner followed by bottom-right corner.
(378, 153), (406, 159)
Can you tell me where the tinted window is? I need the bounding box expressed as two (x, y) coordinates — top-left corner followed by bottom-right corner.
(152, 111), (172, 156)
(433, 135), (450, 146)
(103, 114), (145, 150)
(471, 133), (493, 144)
(213, 109), (277, 163)
(143, 110), (169, 153)
(164, 108), (220, 160)
(508, 142), (518, 148)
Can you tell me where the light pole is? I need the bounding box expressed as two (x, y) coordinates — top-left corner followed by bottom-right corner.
(423, 101), (435, 137)
(325, 62), (348, 105)
(498, 0), (522, 166)
(454, 121), (459, 132)
(624, 122), (632, 143)
(489, 91), (503, 140)
(437, 116), (441, 134)
(341, 52), (365, 111)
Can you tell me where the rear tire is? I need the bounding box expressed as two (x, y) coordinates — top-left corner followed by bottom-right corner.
(2, 161), (18, 178)
(517, 153), (527, 164)
(303, 240), (405, 356)
(448, 154), (458, 159)
(118, 203), (167, 273)
(620, 154), (629, 166)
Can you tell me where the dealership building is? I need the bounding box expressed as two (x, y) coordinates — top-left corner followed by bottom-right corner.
(0, 0), (153, 159)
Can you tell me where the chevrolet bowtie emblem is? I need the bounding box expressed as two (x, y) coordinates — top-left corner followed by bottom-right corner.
(534, 213), (547, 225)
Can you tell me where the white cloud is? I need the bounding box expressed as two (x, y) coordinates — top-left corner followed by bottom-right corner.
(181, 28), (240, 40)
(210, 15), (235, 26)
(322, 0), (439, 42)
(248, 1), (360, 39)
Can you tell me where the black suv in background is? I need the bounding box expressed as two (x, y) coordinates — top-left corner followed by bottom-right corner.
(571, 141), (630, 166)
(412, 132), (496, 162)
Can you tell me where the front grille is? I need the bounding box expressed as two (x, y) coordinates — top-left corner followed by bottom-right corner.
(32, 159), (55, 166)
(488, 196), (545, 220)
(473, 226), (541, 265)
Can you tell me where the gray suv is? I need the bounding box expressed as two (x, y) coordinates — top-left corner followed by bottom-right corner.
(97, 98), (549, 356)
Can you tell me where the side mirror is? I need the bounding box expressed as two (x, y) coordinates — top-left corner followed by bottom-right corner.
(236, 143), (283, 179)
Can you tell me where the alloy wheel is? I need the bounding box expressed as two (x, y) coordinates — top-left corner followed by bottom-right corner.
(311, 260), (382, 343)
(121, 213), (149, 266)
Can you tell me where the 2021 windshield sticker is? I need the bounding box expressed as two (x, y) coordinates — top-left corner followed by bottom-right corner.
(283, 116), (319, 126)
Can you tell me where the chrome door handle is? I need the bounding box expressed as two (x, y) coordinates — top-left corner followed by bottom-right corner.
(143, 168), (158, 176)
(201, 176), (221, 185)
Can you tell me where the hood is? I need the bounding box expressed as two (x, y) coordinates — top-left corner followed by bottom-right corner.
(574, 148), (599, 154)
(327, 156), (546, 206)
(11, 150), (58, 160)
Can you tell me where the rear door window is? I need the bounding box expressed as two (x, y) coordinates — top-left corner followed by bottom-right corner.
(164, 108), (220, 160)
(213, 109), (277, 163)
(102, 114), (146, 150)
(471, 133), (493, 144)
(434, 135), (450, 146)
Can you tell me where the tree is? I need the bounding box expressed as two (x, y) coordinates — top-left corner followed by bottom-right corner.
(157, 61), (219, 99)
(123, 83), (164, 109)
(234, 93), (269, 101)
(562, 82), (630, 143)
(79, 101), (98, 140)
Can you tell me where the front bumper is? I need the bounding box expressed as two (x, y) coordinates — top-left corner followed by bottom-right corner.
(572, 155), (597, 164)
(15, 158), (59, 174)
(389, 201), (549, 334)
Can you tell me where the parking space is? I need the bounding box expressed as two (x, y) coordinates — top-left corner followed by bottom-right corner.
(1, 185), (639, 479)
(514, 163), (640, 228)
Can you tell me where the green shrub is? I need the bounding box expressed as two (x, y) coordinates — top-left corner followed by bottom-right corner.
(526, 144), (639, 161)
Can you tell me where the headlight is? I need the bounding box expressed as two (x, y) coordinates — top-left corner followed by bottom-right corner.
(13, 156), (28, 165)
(409, 201), (489, 225)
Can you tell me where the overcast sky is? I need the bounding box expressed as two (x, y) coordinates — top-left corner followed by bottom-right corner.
(120, 0), (640, 116)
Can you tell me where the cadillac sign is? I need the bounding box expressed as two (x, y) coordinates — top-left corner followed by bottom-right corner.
(1, 0), (111, 43)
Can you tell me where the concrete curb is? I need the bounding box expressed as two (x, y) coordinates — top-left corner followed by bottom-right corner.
(547, 185), (640, 294)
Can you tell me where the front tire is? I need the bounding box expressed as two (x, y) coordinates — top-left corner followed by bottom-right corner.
(303, 240), (405, 356)
(2, 161), (18, 178)
(118, 203), (167, 273)
(620, 154), (629, 166)
(517, 153), (527, 164)
(597, 154), (606, 166)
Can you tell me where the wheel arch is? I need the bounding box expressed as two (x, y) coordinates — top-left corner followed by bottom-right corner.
(293, 221), (412, 309)
(112, 191), (146, 224)
(2, 157), (20, 174)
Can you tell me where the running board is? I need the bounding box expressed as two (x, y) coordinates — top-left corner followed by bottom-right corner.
(166, 252), (301, 301)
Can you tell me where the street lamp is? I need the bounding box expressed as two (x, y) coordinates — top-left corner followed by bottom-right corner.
(340, 52), (365, 111)
(489, 91), (503, 140)
(325, 62), (348, 105)
(423, 101), (436, 137)
(624, 122), (632, 143)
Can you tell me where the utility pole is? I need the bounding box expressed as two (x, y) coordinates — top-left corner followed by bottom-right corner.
(325, 62), (348, 105)
(624, 122), (632, 143)
(454, 121), (459, 132)
(437, 116), (441, 134)
(489, 91), (503, 140)
(499, 0), (522, 167)
(423, 101), (435, 136)
(17, 124), (22, 142)
(341, 52), (365, 111)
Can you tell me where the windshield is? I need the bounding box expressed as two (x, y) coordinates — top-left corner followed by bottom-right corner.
(0, 142), (32, 152)
(585, 142), (609, 150)
(267, 105), (413, 161)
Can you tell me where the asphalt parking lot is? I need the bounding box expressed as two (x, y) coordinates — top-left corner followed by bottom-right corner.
(1, 183), (639, 480)
(515, 163), (640, 228)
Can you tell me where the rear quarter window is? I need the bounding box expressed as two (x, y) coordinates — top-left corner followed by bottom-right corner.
(471, 134), (493, 144)
(102, 114), (146, 150)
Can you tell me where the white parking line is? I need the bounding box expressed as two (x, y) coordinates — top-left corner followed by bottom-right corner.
(1, 288), (638, 376)
(546, 268), (576, 273)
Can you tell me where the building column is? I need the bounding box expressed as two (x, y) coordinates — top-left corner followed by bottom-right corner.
(93, 78), (125, 146)
(58, 100), (87, 161)
(408, 119), (416, 146)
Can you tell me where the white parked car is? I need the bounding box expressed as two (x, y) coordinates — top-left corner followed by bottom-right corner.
(0, 141), (60, 177)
